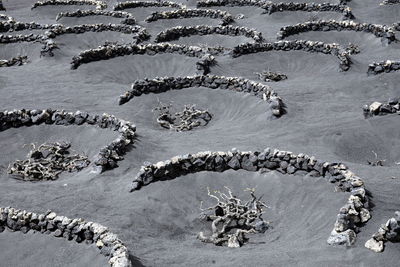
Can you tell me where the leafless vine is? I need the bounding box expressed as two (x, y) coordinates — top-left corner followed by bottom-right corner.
(255, 70), (287, 82)
(367, 150), (385, 166)
(197, 187), (269, 248)
(153, 101), (212, 132)
(8, 142), (90, 180)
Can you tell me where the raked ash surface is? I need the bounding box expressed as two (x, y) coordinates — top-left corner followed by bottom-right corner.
(0, 0), (400, 266)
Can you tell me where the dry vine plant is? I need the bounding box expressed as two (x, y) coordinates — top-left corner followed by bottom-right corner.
(367, 150), (385, 166)
(197, 187), (269, 248)
(153, 101), (212, 132)
(8, 141), (90, 180)
(255, 70), (288, 82)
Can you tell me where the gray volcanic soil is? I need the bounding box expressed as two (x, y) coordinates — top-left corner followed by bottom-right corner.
(1, 0), (400, 266)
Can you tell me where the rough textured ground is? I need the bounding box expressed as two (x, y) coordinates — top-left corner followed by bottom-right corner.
(0, 0), (400, 266)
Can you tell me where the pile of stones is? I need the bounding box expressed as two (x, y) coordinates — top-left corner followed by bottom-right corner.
(118, 75), (285, 117)
(155, 25), (263, 43)
(0, 56), (28, 67)
(31, 0), (107, 10)
(56, 10), (137, 25)
(363, 98), (400, 117)
(0, 109), (136, 173)
(231, 40), (353, 71)
(145, 8), (235, 25)
(70, 42), (225, 70)
(367, 60), (400, 75)
(278, 20), (396, 43)
(114, 0), (183, 10)
(0, 207), (131, 267)
(263, 3), (354, 20)
(365, 211), (400, 252)
(130, 148), (369, 246)
(154, 102), (212, 131)
(8, 142), (90, 181)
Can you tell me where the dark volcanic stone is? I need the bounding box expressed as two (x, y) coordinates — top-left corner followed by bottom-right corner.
(227, 156), (241, 170)
(241, 155), (257, 171)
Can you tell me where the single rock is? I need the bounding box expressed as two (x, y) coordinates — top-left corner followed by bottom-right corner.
(365, 238), (384, 252)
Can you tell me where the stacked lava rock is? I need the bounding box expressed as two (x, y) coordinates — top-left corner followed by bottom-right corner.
(31, 0), (107, 10)
(0, 20), (51, 32)
(44, 24), (149, 40)
(0, 207), (131, 267)
(197, 0), (266, 8)
(0, 34), (45, 44)
(367, 60), (400, 75)
(0, 109), (136, 172)
(278, 20), (396, 44)
(363, 98), (400, 117)
(365, 211), (400, 252)
(155, 25), (263, 43)
(263, 3), (354, 20)
(232, 41), (352, 71)
(145, 9), (235, 25)
(114, 0), (183, 10)
(71, 43), (226, 70)
(118, 75), (285, 117)
(56, 10), (137, 25)
(130, 148), (369, 246)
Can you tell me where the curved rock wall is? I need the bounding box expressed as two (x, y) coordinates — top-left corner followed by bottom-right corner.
(130, 148), (369, 246)
(197, 0), (265, 8)
(0, 207), (131, 267)
(0, 109), (136, 173)
(278, 20), (396, 43)
(0, 20), (52, 32)
(45, 24), (149, 39)
(365, 211), (400, 252)
(0, 34), (45, 44)
(70, 42), (226, 71)
(155, 25), (263, 43)
(42, 24), (150, 56)
(31, 0), (107, 10)
(263, 3), (354, 20)
(145, 8), (235, 25)
(114, 0), (183, 10)
(231, 40), (352, 71)
(118, 75), (285, 117)
(367, 60), (400, 75)
(56, 10), (137, 25)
